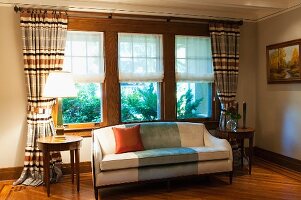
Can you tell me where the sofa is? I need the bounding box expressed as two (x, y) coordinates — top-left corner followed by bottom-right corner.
(92, 122), (233, 199)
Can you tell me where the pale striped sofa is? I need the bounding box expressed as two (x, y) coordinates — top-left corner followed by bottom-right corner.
(92, 122), (233, 199)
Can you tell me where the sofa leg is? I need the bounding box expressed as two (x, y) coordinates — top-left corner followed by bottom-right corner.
(229, 171), (233, 184)
(94, 188), (99, 200)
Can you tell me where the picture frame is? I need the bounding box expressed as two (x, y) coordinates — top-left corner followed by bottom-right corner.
(266, 39), (301, 83)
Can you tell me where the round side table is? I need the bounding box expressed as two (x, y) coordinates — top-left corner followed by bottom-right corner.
(37, 135), (83, 197)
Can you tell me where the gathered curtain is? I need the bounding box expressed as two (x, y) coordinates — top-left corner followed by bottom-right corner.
(14, 9), (68, 186)
(209, 22), (240, 129)
(175, 36), (214, 82)
(118, 33), (163, 82)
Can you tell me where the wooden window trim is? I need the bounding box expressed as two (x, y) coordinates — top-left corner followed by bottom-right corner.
(63, 12), (218, 137)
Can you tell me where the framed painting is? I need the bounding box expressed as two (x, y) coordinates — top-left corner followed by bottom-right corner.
(266, 39), (301, 83)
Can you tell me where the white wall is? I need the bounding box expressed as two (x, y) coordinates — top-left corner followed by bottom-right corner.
(0, 6), (27, 168)
(0, 6), (91, 168)
(257, 7), (301, 160)
(237, 22), (257, 130)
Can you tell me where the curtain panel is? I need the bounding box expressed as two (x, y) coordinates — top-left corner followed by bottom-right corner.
(14, 10), (68, 186)
(209, 22), (240, 129)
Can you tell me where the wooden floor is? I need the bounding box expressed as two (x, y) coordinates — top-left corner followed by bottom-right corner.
(1, 158), (301, 200)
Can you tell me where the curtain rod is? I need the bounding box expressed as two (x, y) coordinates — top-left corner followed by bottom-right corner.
(14, 5), (243, 25)
(67, 10), (243, 25)
(14, 5), (68, 13)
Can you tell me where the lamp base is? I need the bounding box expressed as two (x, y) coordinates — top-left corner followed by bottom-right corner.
(56, 127), (64, 135)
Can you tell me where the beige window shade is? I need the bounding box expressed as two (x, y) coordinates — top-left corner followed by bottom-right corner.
(64, 31), (105, 83)
(118, 33), (163, 82)
(176, 36), (214, 82)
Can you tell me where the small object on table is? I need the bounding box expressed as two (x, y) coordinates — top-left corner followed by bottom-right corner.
(54, 135), (66, 140)
(37, 135), (83, 197)
(243, 101), (247, 129)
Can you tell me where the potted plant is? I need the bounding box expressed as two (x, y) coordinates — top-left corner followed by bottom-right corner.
(225, 106), (241, 130)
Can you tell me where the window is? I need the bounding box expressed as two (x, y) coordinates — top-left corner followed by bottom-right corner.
(175, 36), (214, 119)
(62, 31), (104, 124)
(118, 33), (163, 122)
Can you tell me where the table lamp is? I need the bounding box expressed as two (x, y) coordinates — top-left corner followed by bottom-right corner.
(43, 71), (77, 135)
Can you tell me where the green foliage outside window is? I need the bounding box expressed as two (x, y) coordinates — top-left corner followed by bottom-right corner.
(62, 82), (203, 124)
(62, 83), (101, 124)
(177, 89), (203, 119)
(121, 83), (158, 122)
(121, 83), (203, 122)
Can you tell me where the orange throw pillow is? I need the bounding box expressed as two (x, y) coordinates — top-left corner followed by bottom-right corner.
(112, 125), (144, 154)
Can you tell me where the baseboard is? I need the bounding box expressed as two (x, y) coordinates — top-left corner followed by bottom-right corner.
(61, 161), (91, 174)
(0, 167), (23, 181)
(254, 147), (301, 173)
(0, 161), (91, 181)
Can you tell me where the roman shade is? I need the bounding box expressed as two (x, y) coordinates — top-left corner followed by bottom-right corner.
(175, 36), (214, 82)
(118, 33), (164, 82)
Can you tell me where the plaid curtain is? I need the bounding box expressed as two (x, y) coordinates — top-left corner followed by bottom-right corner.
(209, 22), (240, 129)
(14, 10), (68, 186)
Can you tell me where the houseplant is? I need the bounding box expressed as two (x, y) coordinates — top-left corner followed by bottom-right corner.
(225, 106), (241, 130)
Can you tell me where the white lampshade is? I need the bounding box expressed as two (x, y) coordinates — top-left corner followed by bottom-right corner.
(43, 71), (77, 98)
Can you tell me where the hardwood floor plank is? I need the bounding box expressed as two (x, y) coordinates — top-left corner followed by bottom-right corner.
(1, 158), (301, 200)
(0, 184), (13, 200)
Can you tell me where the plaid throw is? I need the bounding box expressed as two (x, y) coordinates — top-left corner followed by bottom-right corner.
(14, 10), (68, 186)
(209, 22), (240, 129)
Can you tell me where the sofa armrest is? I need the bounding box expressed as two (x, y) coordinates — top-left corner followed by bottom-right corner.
(92, 131), (103, 178)
(204, 129), (233, 161)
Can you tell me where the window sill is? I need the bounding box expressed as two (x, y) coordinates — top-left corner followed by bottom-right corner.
(63, 126), (100, 137)
(60, 123), (102, 137)
(63, 128), (92, 137)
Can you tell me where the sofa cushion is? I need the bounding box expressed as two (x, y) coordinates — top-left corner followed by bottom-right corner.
(136, 148), (198, 167)
(138, 122), (204, 149)
(112, 125), (144, 154)
(190, 147), (230, 161)
(100, 147), (230, 171)
(93, 122), (205, 155)
(101, 152), (139, 171)
(139, 123), (181, 149)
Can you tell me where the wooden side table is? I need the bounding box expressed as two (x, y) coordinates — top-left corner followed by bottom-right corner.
(216, 127), (255, 175)
(37, 135), (83, 197)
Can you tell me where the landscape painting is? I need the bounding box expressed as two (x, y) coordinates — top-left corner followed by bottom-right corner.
(266, 40), (301, 83)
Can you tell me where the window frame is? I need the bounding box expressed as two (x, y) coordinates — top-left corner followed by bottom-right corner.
(175, 35), (214, 121)
(64, 12), (218, 136)
(118, 33), (164, 123)
(62, 31), (105, 130)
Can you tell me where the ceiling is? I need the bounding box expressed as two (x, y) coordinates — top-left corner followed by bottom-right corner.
(3, 0), (301, 22)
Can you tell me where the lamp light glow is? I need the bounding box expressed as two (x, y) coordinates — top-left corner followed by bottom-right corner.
(43, 71), (77, 135)
(43, 71), (77, 98)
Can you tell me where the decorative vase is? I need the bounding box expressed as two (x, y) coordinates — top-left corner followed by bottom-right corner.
(226, 119), (237, 131)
